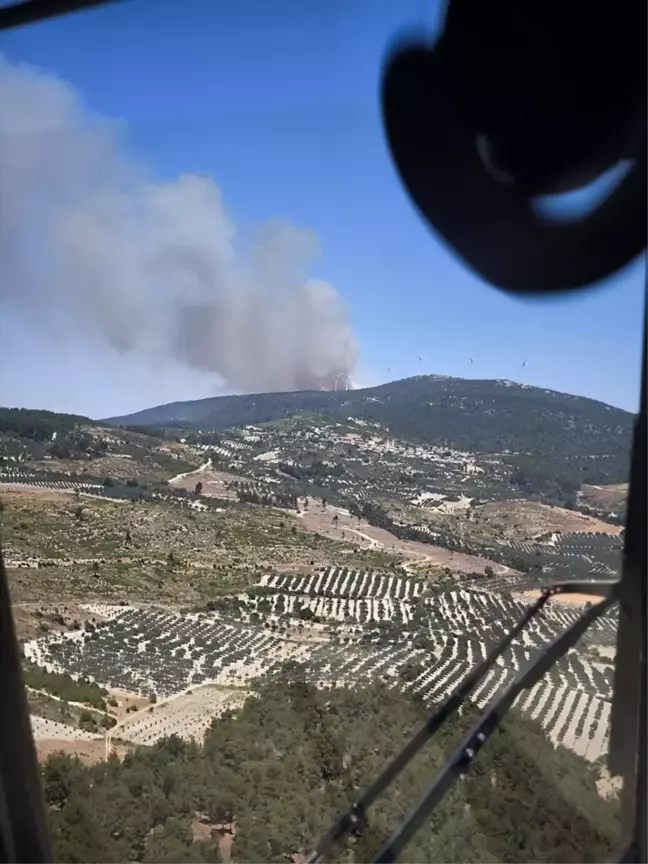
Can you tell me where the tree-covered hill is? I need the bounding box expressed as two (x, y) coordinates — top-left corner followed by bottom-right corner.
(104, 375), (633, 468)
(45, 681), (620, 864)
(0, 408), (91, 443)
(0, 406), (198, 484)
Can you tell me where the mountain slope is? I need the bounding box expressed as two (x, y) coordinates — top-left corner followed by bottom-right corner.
(0, 406), (199, 484)
(45, 682), (621, 864)
(104, 375), (633, 461)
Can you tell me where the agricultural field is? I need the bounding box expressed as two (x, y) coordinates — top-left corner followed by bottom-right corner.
(1, 401), (627, 590)
(579, 482), (629, 520)
(30, 715), (102, 744)
(21, 569), (618, 766)
(393, 497), (623, 543)
(110, 686), (247, 747)
(141, 413), (628, 590)
(471, 533), (622, 591)
(173, 415), (520, 508)
(0, 393), (629, 793)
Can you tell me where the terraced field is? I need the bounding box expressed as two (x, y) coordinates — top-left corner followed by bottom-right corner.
(1, 403), (627, 784)
(113, 686), (246, 747)
(24, 607), (309, 697)
(22, 571), (618, 763)
(30, 715), (101, 741)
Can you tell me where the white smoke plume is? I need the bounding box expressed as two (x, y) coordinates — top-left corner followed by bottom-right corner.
(0, 56), (357, 393)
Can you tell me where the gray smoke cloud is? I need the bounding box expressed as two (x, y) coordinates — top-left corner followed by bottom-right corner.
(0, 56), (357, 393)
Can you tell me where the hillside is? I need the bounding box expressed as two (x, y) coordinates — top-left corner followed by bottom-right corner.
(3, 486), (402, 615)
(2, 386), (630, 834)
(2, 383), (629, 596)
(104, 376), (633, 467)
(45, 682), (621, 863)
(0, 407), (201, 486)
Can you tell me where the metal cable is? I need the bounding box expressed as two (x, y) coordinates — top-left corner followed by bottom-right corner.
(307, 579), (619, 864)
(372, 593), (616, 862)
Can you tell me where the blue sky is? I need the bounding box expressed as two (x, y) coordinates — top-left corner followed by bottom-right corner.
(0, 0), (644, 418)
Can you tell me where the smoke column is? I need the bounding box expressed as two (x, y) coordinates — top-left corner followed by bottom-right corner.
(0, 56), (357, 393)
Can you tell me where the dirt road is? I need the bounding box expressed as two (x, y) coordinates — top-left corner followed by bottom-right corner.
(166, 466), (516, 576)
(169, 463), (239, 500)
(297, 506), (517, 576)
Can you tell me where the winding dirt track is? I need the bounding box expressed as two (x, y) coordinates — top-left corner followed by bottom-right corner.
(168, 461), (518, 576)
(296, 506), (518, 576)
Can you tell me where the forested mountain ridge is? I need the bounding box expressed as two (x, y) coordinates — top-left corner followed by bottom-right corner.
(45, 682), (621, 864)
(104, 376), (633, 474)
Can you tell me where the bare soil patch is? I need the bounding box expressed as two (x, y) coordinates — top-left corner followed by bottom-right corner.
(554, 593), (607, 606)
(1, 485), (72, 505)
(108, 689), (150, 721)
(192, 815), (236, 861)
(515, 589), (607, 607)
(581, 483), (628, 511)
(11, 600), (108, 642)
(474, 499), (621, 541)
(169, 466), (240, 499)
(298, 507), (516, 576)
(35, 738), (131, 765)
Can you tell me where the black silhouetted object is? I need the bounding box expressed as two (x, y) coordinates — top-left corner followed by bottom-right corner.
(307, 0), (646, 860)
(0, 2), (644, 864)
(381, 0), (646, 295)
